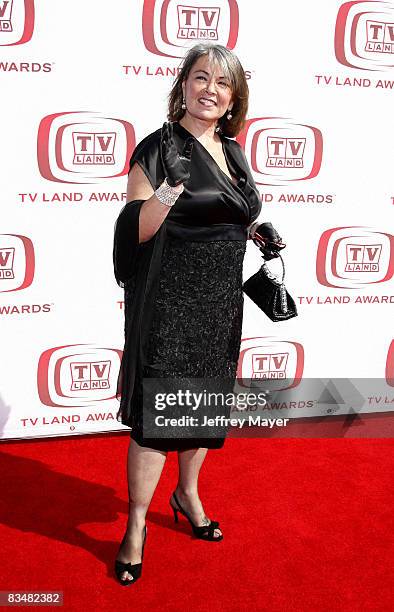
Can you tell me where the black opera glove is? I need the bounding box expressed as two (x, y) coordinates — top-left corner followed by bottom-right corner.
(160, 121), (194, 187)
(252, 222), (286, 261)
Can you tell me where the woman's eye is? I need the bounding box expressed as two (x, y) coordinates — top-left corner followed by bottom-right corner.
(195, 75), (229, 87)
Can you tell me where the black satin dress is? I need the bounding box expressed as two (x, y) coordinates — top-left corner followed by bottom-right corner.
(113, 121), (262, 451)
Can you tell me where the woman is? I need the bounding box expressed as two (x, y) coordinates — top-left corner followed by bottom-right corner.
(112, 42), (284, 586)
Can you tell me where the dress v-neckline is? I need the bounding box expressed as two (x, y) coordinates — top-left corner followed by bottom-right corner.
(174, 121), (241, 187)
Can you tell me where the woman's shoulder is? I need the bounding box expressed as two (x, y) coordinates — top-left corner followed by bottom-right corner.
(132, 126), (162, 157)
(128, 126), (165, 186)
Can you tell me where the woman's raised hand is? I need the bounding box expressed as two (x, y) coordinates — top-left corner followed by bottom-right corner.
(160, 121), (194, 187)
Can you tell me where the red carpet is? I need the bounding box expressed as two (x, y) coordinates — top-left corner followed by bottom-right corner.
(0, 434), (393, 611)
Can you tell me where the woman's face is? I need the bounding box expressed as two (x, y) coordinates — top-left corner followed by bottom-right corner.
(182, 55), (234, 125)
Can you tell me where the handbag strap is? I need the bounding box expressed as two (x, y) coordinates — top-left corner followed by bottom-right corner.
(261, 253), (285, 285)
(252, 236), (286, 284)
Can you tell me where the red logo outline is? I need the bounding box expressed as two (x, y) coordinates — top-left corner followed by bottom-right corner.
(37, 344), (123, 407)
(142, 0), (239, 58)
(236, 337), (304, 390)
(386, 339), (394, 386)
(316, 226), (394, 288)
(37, 112), (135, 184)
(0, 0), (34, 46)
(335, 1), (394, 70)
(236, 117), (323, 186)
(0, 234), (34, 292)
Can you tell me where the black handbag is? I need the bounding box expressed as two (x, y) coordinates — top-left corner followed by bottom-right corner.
(242, 247), (298, 322)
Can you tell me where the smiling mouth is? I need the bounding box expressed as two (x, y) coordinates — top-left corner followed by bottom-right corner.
(198, 98), (217, 106)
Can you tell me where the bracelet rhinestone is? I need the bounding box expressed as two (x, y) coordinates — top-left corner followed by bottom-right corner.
(155, 177), (184, 207)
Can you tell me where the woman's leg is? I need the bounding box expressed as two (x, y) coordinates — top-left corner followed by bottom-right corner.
(117, 438), (167, 581)
(174, 448), (222, 538)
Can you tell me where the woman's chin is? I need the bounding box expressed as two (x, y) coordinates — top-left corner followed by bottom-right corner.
(189, 108), (221, 122)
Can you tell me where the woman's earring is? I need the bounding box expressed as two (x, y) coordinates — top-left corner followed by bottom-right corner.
(226, 109), (233, 120)
(181, 96), (186, 110)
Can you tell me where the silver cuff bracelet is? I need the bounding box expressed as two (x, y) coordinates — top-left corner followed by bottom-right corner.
(155, 177), (184, 207)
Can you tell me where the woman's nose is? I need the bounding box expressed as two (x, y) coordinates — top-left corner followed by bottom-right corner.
(204, 79), (217, 94)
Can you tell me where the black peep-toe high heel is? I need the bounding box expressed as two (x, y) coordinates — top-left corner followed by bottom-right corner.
(114, 525), (147, 586)
(170, 491), (223, 541)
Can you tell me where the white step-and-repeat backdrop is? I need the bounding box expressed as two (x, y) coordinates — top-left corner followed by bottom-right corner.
(1, 0), (393, 439)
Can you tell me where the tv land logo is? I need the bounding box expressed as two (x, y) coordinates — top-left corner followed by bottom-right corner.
(37, 344), (123, 407)
(251, 353), (288, 379)
(0, 0), (34, 45)
(344, 244), (382, 272)
(72, 132), (116, 165)
(177, 5), (220, 40)
(0, 234), (34, 292)
(0, 0), (12, 31)
(267, 136), (306, 169)
(335, 1), (394, 70)
(237, 338), (304, 390)
(0, 246), (14, 278)
(366, 19), (394, 53)
(70, 360), (111, 391)
(37, 112), (135, 184)
(142, 0), (238, 58)
(236, 118), (323, 186)
(316, 227), (394, 288)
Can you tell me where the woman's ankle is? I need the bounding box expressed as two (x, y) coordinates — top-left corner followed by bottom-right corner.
(175, 484), (197, 496)
(127, 503), (148, 528)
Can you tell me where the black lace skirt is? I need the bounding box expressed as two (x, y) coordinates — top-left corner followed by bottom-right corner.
(127, 237), (247, 451)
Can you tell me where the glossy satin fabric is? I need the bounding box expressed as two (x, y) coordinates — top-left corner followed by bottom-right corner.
(113, 122), (262, 428)
(129, 121), (261, 230)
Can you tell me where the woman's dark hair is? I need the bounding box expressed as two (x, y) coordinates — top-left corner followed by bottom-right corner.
(167, 43), (249, 138)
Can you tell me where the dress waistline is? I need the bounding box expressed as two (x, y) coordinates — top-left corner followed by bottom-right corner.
(164, 220), (247, 241)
